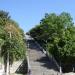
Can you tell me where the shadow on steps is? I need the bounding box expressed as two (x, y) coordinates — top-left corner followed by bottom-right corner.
(15, 59), (28, 75)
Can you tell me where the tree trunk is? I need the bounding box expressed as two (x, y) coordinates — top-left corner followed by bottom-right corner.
(72, 66), (74, 72)
(0, 46), (2, 69)
(59, 66), (62, 75)
(6, 31), (11, 75)
(5, 52), (10, 75)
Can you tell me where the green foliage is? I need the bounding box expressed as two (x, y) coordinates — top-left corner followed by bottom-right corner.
(29, 12), (75, 65)
(0, 10), (26, 66)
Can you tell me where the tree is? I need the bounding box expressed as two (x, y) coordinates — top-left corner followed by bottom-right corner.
(0, 10), (26, 75)
(29, 12), (75, 72)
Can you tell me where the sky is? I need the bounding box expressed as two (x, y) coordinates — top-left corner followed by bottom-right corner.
(0, 0), (75, 32)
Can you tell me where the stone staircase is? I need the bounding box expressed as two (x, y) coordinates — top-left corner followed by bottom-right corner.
(27, 40), (59, 75)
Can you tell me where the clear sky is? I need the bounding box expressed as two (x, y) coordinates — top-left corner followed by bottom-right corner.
(0, 0), (75, 32)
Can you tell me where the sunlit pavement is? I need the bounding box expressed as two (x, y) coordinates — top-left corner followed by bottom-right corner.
(63, 72), (75, 75)
(0, 65), (4, 75)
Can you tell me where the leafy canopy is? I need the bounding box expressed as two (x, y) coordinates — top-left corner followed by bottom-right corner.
(29, 12), (75, 65)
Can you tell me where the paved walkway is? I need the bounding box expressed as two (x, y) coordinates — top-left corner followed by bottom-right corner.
(27, 40), (59, 75)
(0, 64), (4, 75)
(63, 72), (75, 75)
